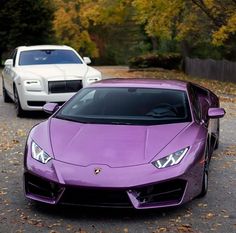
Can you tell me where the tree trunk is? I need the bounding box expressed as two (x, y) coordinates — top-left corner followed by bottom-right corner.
(180, 40), (192, 71)
(151, 36), (158, 52)
(180, 40), (191, 57)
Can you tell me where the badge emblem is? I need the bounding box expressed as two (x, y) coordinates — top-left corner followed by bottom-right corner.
(94, 168), (102, 175)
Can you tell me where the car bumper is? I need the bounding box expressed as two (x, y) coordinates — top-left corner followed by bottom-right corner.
(24, 144), (205, 209)
(19, 91), (76, 111)
(16, 78), (85, 111)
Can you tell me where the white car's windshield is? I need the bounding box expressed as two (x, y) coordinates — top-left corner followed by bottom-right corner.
(19, 49), (83, 65)
(56, 87), (192, 125)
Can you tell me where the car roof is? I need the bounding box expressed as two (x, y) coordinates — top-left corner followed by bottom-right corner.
(17, 45), (73, 52)
(91, 78), (189, 91)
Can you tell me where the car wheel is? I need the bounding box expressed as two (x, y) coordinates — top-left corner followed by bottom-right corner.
(198, 146), (209, 197)
(214, 120), (220, 150)
(14, 87), (25, 117)
(2, 80), (12, 103)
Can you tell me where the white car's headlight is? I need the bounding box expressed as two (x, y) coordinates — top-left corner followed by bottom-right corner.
(86, 77), (101, 84)
(152, 147), (189, 169)
(31, 141), (52, 164)
(24, 80), (42, 91)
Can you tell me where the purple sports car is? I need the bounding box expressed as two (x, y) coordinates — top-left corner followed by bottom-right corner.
(24, 79), (225, 209)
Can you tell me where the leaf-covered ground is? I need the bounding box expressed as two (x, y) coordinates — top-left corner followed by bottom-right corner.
(97, 66), (236, 103)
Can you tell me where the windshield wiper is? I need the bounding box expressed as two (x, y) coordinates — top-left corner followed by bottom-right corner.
(110, 121), (132, 125)
(146, 113), (177, 118)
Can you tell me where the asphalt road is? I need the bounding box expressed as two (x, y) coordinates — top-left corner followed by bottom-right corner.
(0, 74), (236, 233)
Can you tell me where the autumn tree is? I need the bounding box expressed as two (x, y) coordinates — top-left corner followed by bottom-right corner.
(53, 0), (99, 57)
(80, 0), (149, 64)
(2, 0), (236, 64)
(132, 0), (236, 59)
(191, 0), (236, 59)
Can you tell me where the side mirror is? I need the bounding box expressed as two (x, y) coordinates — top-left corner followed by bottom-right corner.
(4, 59), (13, 66)
(208, 107), (225, 119)
(43, 103), (59, 115)
(83, 57), (91, 64)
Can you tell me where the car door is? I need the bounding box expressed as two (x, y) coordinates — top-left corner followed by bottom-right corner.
(3, 49), (17, 96)
(190, 84), (218, 152)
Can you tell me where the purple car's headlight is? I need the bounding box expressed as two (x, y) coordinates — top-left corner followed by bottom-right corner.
(152, 147), (189, 169)
(31, 141), (52, 164)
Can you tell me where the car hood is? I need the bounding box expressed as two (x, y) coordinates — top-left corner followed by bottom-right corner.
(48, 118), (190, 168)
(16, 64), (88, 79)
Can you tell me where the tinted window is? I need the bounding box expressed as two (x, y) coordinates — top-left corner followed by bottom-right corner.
(191, 84), (210, 121)
(19, 50), (82, 65)
(188, 85), (201, 122)
(56, 87), (192, 125)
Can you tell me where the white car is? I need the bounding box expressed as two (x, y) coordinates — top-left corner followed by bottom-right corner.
(1, 45), (102, 116)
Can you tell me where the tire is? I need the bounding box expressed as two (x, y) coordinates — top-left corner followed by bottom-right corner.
(214, 120), (220, 150)
(2, 80), (12, 103)
(14, 87), (25, 117)
(198, 145), (209, 198)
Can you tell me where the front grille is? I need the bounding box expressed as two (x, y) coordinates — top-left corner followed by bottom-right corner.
(60, 187), (132, 207)
(25, 173), (186, 208)
(48, 80), (82, 93)
(134, 179), (186, 206)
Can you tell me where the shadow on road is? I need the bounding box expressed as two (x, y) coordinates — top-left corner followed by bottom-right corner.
(29, 201), (191, 221)
(20, 111), (50, 120)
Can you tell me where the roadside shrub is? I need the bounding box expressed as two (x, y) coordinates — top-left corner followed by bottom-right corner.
(128, 53), (182, 70)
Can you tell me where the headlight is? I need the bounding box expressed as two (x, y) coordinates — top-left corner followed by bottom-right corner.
(31, 141), (52, 164)
(24, 80), (42, 91)
(86, 77), (101, 84)
(152, 147), (189, 169)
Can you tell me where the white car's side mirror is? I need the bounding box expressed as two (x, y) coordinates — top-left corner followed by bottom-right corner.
(83, 57), (91, 64)
(4, 59), (13, 67)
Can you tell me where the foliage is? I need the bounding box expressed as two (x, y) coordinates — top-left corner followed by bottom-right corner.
(1, 0), (236, 64)
(128, 53), (182, 70)
(79, 0), (147, 62)
(132, 0), (184, 40)
(189, 0), (236, 46)
(132, 0), (236, 60)
(0, 0), (54, 61)
(80, 0), (132, 25)
(90, 23), (151, 65)
(52, 0), (136, 58)
(53, 0), (98, 57)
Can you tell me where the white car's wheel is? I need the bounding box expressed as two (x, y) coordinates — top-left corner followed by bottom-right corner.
(14, 87), (25, 117)
(2, 80), (12, 103)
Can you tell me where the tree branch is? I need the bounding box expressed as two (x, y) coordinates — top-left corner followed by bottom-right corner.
(190, 0), (225, 27)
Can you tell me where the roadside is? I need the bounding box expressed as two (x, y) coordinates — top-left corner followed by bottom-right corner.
(96, 66), (236, 103)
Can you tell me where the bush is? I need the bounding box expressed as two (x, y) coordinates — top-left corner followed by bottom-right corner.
(128, 53), (182, 70)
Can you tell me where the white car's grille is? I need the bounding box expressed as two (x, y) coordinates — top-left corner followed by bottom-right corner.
(48, 80), (83, 93)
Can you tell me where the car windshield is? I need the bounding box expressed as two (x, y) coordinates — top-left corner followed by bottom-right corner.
(19, 49), (83, 65)
(55, 87), (192, 125)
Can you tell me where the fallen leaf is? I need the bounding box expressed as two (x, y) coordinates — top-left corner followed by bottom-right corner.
(205, 213), (215, 219)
